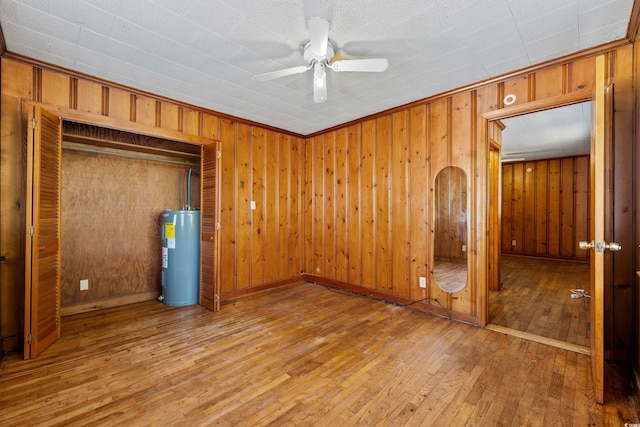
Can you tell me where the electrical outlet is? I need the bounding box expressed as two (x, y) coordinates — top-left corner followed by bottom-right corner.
(512, 240), (517, 246)
(419, 276), (427, 288)
(462, 245), (467, 252)
(80, 279), (89, 291)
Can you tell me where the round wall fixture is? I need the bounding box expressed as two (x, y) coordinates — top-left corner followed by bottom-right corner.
(504, 94), (517, 105)
(526, 167), (533, 173)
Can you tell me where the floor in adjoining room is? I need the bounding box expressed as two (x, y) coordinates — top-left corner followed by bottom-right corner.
(1, 281), (637, 426)
(489, 255), (590, 349)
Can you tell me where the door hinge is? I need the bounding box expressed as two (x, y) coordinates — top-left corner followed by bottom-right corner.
(30, 118), (37, 129)
(217, 151), (221, 159)
(27, 226), (35, 237)
(26, 333), (32, 345)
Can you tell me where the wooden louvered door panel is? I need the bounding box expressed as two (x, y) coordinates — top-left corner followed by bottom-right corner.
(24, 105), (62, 359)
(200, 143), (220, 311)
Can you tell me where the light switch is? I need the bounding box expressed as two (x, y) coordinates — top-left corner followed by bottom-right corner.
(80, 279), (89, 291)
(250, 201), (256, 210)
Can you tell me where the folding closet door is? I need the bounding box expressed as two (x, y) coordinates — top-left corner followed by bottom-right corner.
(24, 105), (62, 359)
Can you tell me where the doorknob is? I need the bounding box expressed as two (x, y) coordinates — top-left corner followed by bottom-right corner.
(579, 241), (621, 252)
(579, 241), (594, 250)
(605, 242), (621, 251)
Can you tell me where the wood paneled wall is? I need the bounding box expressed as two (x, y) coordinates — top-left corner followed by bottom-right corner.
(304, 94), (481, 321)
(0, 42), (636, 357)
(218, 121), (304, 299)
(634, 17), (640, 379)
(501, 156), (590, 260)
(602, 43), (635, 363)
(0, 57), (304, 351)
(304, 50), (635, 327)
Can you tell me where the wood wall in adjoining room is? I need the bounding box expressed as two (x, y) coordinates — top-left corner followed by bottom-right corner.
(501, 156), (590, 261)
(217, 121), (304, 299)
(60, 148), (195, 313)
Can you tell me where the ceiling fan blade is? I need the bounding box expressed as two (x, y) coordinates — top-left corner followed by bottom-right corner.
(253, 65), (309, 81)
(313, 62), (327, 103)
(330, 58), (389, 72)
(308, 17), (329, 58)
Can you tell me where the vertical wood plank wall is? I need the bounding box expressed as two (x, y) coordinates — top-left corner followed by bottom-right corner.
(634, 28), (640, 373)
(501, 156), (590, 261)
(610, 41), (635, 363)
(0, 57), (304, 350)
(218, 121), (303, 300)
(1, 43), (635, 354)
(303, 53), (633, 323)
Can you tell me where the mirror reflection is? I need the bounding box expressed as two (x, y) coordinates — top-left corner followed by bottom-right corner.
(433, 166), (468, 293)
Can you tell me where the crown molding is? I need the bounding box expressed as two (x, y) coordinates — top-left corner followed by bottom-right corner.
(2, 51), (306, 139)
(307, 39), (629, 138)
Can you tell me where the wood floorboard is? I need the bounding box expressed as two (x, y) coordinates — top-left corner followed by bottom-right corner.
(1, 282), (638, 426)
(489, 255), (590, 347)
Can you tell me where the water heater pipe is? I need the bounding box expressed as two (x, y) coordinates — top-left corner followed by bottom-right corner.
(187, 168), (201, 209)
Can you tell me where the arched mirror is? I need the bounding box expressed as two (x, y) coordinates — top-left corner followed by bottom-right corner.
(433, 166), (468, 293)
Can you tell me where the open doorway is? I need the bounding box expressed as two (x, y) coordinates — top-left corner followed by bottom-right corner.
(488, 102), (592, 352)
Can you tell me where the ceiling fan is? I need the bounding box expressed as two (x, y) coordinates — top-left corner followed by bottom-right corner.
(253, 17), (389, 103)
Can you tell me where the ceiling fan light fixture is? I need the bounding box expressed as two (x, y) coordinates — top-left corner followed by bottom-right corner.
(313, 62), (327, 103)
(314, 62), (325, 88)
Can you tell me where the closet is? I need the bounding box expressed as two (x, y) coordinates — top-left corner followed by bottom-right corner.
(24, 104), (220, 358)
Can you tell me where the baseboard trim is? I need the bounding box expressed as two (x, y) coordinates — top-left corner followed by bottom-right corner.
(302, 274), (480, 325)
(220, 276), (304, 301)
(61, 291), (160, 316)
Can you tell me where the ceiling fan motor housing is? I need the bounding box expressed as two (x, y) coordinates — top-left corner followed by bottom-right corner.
(303, 39), (335, 65)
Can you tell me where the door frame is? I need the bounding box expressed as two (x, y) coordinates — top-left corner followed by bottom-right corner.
(478, 89), (593, 326)
(478, 70), (610, 404)
(22, 103), (222, 358)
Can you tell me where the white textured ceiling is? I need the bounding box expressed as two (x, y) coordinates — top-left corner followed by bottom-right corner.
(501, 102), (592, 161)
(0, 0), (634, 136)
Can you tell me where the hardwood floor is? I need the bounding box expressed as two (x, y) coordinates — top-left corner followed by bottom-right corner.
(489, 255), (590, 348)
(1, 282), (637, 426)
